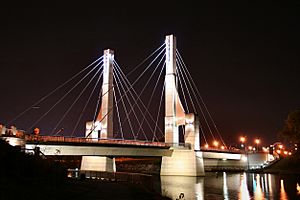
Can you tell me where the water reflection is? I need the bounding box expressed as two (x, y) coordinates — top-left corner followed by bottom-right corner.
(160, 172), (300, 200)
(239, 173), (250, 200)
(160, 176), (204, 200)
(280, 179), (288, 200)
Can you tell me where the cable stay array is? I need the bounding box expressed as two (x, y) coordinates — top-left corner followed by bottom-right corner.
(175, 49), (227, 148)
(6, 56), (105, 136)
(5, 39), (226, 147)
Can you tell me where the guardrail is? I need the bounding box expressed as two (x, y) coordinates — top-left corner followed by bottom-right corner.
(25, 135), (170, 147)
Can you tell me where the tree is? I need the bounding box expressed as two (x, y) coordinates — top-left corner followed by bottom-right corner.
(279, 110), (300, 153)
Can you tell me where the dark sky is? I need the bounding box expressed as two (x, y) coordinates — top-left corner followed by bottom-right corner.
(0, 1), (299, 146)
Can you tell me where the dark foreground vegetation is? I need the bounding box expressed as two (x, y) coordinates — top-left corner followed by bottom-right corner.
(0, 140), (170, 200)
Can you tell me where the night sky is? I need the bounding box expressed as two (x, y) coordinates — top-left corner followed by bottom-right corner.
(0, 1), (299, 146)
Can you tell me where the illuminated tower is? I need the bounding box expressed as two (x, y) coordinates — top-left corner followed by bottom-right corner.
(161, 35), (204, 176)
(164, 35), (185, 144)
(85, 49), (114, 140)
(97, 49), (114, 139)
(81, 49), (116, 173)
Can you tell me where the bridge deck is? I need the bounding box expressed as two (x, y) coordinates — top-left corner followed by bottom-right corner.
(25, 135), (170, 148)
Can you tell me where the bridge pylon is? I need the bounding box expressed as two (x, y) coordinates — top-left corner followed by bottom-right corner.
(81, 49), (116, 173)
(161, 35), (205, 176)
(85, 49), (114, 140)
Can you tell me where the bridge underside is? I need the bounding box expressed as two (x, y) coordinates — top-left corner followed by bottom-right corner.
(23, 143), (273, 175)
(25, 143), (172, 157)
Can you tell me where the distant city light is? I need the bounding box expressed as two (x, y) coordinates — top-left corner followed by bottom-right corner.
(262, 147), (268, 152)
(277, 150), (281, 154)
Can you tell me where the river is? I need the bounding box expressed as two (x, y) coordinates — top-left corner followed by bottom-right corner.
(158, 172), (300, 200)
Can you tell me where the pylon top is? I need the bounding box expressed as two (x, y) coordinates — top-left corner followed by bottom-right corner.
(104, 49), (114, 55)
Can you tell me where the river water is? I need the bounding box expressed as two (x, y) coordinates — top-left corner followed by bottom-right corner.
(158, 172), (300, 200)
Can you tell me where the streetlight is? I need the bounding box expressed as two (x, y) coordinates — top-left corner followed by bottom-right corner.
(255, 138), (260, 151)
(213, 141), (219, 148)
(240, 136), (246, 150)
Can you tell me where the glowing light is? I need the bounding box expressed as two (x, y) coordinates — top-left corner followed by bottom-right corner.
(255, 139), (260, 144)
(248, 146), (253, 150)
(204, 144), (209, 148)
(240, 136), (246, 143)
(278, 144), (283, 149)
(288, 152), (292, 155)
(276, 150), (281, 154)
(213, 141), (219, 147)
(263, 147), (268, 152)
(221, 146), (225, 150)
(284, 151), (288, 155)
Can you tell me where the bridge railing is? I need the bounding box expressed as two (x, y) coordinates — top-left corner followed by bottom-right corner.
(25, 135), (170, 147)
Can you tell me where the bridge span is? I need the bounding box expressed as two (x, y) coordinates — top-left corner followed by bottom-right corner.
(1, 134), (275, 174)
(25, 135), (172, 157)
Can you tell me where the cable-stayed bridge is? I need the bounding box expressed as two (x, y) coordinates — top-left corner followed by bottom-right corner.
(0, 35), (274, 176)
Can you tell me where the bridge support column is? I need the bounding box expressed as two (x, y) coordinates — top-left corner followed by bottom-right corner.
(81, 156), (116, 172)
(161, 149), (205, 176)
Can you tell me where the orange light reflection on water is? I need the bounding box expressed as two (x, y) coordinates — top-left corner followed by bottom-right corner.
(280, 179), (288, 200)
(297, 183), (300, 195)
(254, 174), (265, 199)
(238, 173), (250, 200)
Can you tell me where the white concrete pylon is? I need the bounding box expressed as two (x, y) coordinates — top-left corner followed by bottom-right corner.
(96, 49), (114, 139)
(165, 35), (185, 144)
(81, 49), (116, 173)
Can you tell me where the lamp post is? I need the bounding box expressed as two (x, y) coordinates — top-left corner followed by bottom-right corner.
(213, 140), (219, 149)
(240, 136), (246, 150)
(255, 138), (260, 151)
